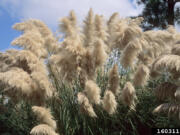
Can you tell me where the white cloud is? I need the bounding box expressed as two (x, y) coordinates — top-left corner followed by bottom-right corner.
(0, 0), (143, 28)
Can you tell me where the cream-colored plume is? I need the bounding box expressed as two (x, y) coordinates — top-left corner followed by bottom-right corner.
(84, 80), (101, 105)
(32, 106), (57, 130)
(77, 92), (97, 117)
(0, 49), (54, 105)
(13, 19), (58, 55)
(107, 12), (119, 50)
(108, 64), (119, 95)
(51, 11), (86, 83)
(81, 49), (96, 82)
(93, 39), (108, 67)
(133, 64), (150, 87)
(83, 8), (95, 48)
(94, 14), (108, 43)
(102, 90), (117, 114)
(114, 19), (142, 50)
(30, 124), (58, 135)
(152, 55), (180, 73)
(107, 12), (119, 31)
(121, 82), (137, 110)
(11, 30), (48, 58)
(13, 20), (36, 32)
(120, 39), (142, 68)
(0, 67), (34, 94)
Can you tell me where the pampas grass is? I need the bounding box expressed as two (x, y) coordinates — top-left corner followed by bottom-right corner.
(108, 64), (119, 95)
(102, 90), (117, 114)
(77, 92), (97, 117)
(30, 124), (58, 135)
(32, 106), (57, 130)
(152, 55), (180, 73)
(121, 82), (137, 110)
(83, 8), (95, 48)
(120, 39), (142, 68)
(84, 80), (101, 105)
(133, 64), (150, 87)
(1, 9), (180, 135)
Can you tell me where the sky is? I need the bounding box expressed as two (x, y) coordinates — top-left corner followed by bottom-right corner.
(0, 0), (179, 51)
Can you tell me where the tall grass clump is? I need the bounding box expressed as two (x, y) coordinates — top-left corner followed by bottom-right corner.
(0, 9), (180, 135)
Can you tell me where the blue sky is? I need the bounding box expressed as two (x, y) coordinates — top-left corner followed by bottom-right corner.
(0, 0), (179, 51)
(0, 8), (20, 51)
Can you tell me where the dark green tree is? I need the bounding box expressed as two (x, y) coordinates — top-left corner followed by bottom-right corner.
(137, 0), (180, 30)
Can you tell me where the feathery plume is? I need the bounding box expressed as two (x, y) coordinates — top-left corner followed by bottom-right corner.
(30, 124), (58, 135)
(120, 39), (142, 68)
(107, 12), (119, 27)
(0, 67), (34, 97)
(152, 55), (180, 73)
(0, 49), (54, 105)
(83, 8), (95, 47)
(102, 90), (117, 114)
(93, 39), (108, 67)
(114, 19), (142, 50)
(77, 92), (97, 117)
(11, 30), (48, 58)
(107, 12), (119, 50)
(13, 20), (36, 32)
(133, 64), (150, 87)
(59, 17), (75, 37)
(81, 49), (96, 81)
(94, 15), (108, 43)
(68, 10), (77, 27)
(121, 82), (137, 110)
(108, 64), (119, 95)
(32, 106), (57, 130)
(84, 80), (101, 105)
(54, 12), (86, 83)
(31, 19), (53, 37)
(13, 19), (58, 55)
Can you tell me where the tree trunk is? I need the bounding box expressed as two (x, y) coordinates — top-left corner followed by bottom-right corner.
(168, 0), (175, 25)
